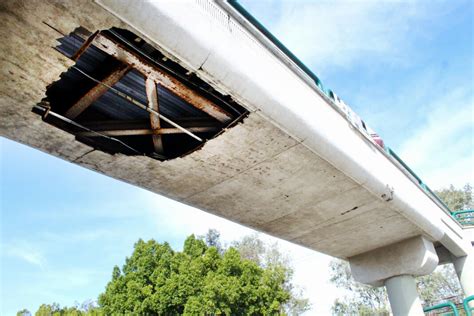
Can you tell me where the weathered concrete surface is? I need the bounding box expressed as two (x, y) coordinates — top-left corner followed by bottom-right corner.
(452, 250), (474, 302)
(0, 0), (445, 260)
(349, 236), (438, 286)
(385, 275), (425, 316)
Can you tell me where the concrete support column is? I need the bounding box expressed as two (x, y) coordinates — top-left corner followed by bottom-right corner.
(349, 236), (439, 315)
(385, 275), (424, 316)
(452, 251), (474, 305)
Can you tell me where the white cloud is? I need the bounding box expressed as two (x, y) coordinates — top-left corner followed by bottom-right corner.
(245, 0), (454, 72)
(40, 228), (119, 243)
(399, 87), (474, 188)
(18, 267), (106, 312)
(2, 241), (47, 268)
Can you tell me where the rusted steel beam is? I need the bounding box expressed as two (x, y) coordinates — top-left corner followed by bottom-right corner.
(65, 64), (130, 119)
(146, 77), (164, 153)
(77, 126), (219, 137)
(92, 33), (233, 123)
(71, 30), (99, 61)
(156, 127), (218, 134)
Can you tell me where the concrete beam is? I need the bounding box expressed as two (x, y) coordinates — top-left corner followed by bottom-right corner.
(349, 235), (438, 286)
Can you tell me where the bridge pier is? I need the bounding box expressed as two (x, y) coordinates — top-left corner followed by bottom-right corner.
(452, 250), (474, 306)
(349, 236), (439, 315)
(385, 275), (424, 315)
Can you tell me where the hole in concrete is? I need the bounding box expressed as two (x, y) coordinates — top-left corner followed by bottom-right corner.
(33, 27), (247, 160)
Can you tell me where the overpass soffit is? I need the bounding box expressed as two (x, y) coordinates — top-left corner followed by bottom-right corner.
(33, 26), (248, 161)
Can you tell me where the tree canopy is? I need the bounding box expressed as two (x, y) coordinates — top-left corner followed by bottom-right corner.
(16, 301), (102, 316)
(99, 235), (296, 315)
(436, 183), (473, 211)
(21, 231), (308, 315)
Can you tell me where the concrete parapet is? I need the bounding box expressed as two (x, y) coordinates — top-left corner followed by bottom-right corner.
(349, 235), (439, 286)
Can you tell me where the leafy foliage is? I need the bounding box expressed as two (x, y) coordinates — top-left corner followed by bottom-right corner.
(329, 259), (390, 315)
(231, 233), (310, 315)
(436, 183), (473, 211)
(417, 265), (463, 306)
(203, 228), (223, 254)
(28, 302), (102, 316)
(22, 232), (309, 315)
(16, 309), (31, 316)
(98, 233), (307, 315)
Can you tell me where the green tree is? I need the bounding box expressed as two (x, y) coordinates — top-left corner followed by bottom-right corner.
(436, 183), (473, 211)
(35, 303), (59, 316)
(329, 259), (390, 315)
(25, 302), (102, 316)
(98, 235), (301, 315)
(232, 234), (266, 265)
(22, 231), (309, 315)
(203, 228), (223, 254)
(231, 233), (310, 315)
(417, 265), (463, 306)
(16, 309), (31, 316)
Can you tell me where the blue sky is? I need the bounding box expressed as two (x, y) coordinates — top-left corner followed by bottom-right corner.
(1, 0), (473, 315)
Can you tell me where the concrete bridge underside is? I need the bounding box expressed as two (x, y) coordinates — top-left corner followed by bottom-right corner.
(0, 0), (423, 260)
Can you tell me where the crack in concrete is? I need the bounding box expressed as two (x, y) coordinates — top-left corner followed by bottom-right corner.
(341, 206), (359, 216)
(72, 148), (95, 162)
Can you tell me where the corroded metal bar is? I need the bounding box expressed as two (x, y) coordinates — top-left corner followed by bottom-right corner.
(92, 33), (233, 123)
(71, 66), (204, 142)
(65, 64), (130, 119)
(146, 77), (164, 153)
(71, 30), (99, 61)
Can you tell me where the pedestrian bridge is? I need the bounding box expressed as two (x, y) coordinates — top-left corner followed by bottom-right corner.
(0, 1), (472, 314)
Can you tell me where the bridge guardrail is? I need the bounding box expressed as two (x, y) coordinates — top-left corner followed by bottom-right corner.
(451, 210), (474, 227)
(423, 301), (459, 316)
(464, 295), (474, 316)
(423, 296), (474, 315)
